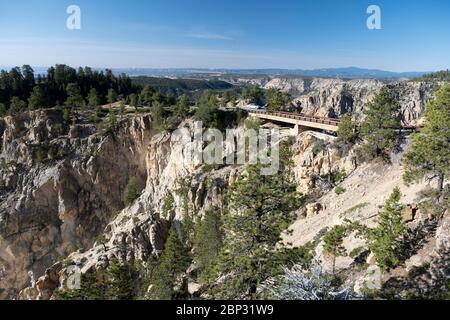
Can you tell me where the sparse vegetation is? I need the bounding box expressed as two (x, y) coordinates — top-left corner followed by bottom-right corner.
(343, 202), (369, 215)
(334, 186), (346, 195)
(162, 192), (175, 219)
(123, 176), (139, 207)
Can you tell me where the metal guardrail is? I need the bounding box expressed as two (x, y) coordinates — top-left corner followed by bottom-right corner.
(247, 109), (341, 127)
(244, 108), (420, 131)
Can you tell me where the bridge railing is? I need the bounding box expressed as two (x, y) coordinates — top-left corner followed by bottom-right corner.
(245, 108), (420, 131)
(248, 109), (341, 127)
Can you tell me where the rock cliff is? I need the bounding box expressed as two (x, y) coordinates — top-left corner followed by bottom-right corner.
(235, 77), (442, 125)
(0, 80), (447, 299)
(0, 109), (151, 298)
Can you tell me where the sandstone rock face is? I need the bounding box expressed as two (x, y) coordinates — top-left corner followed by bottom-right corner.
(0, 110), (152, 299)
(0, 111), (243, 299)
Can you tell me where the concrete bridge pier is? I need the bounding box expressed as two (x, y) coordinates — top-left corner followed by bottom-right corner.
(290, 125), (306, 135)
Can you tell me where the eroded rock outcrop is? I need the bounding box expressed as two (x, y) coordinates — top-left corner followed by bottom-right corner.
(234, 76), (441, 126)
(0, 110), (151, 299)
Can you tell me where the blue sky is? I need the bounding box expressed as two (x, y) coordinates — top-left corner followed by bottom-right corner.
(0, 0), (449, 71)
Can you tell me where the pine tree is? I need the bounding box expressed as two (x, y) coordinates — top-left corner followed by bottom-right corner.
(403, 84), (450, 194)
(87, 88), (101, 107)
(65, 83), (85, 108)
(104, 258), (135, 300)
(265, 88), (291, 111)
(360, 87), (401, 159)
(0, 103), (7, 117)
(28, 85), (47, 110)
(107, 88), (118, 106)
(368, 187), (405, 271)
(138, 85), (153, 106)
(174, 94), (190, 118)
(162, 192), (175, 219)
(54, 270), (105, 300)
(195, 90), (220, 128)
(323, 225), (349, 273)
(9, 96), (27, 115)
(337, 114), (357, 144)
(128, 93), (138, 110)
(193, 208), (223, 282)
(148, 226), (191, 300)
(151, 101), (165, 129)
(63, 107), (72, 124)
(208, 162), (303, 299)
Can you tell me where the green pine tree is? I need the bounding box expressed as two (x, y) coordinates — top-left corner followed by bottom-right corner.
(162, 192), (175, 219)
(140, 85), (155, 106)
(151, 101), (165, 129)
(193, 208), (223, 282)
(28, 85), (47, 110)
(195, 90), (220, 128)
(174, 94), (190, 118)
(9, 96), (27, 115)
(403, 84), (450, 195)
(87, 88), (101, 107)
(128, 93), (138, 110)
(337, 114), (358, 144)
(208, 161), (304, 299)
(148, 226), (191, 300)
(104, 258), (136, 300)
(54, 270), (105, 300)
(360, 87), (401, 160)
(0, 103), (7, 117)
(265, 88), (291, 111)
(65, 83), (85, 108)
(107, 88), (118, 106)
(367, 187), (406, 271)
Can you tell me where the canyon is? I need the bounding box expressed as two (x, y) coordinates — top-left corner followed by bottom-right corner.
(0, 78), (448, 300)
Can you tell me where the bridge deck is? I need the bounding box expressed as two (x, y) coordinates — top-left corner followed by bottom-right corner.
(245, 109), (419, 133)
(247, 109), (341, 132)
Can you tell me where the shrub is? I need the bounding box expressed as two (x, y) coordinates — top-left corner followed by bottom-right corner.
(123, 177), (139, 206)
(265, 260), (357, 300)
(162, 192), (175, 219)
(335, 186), (346, 195)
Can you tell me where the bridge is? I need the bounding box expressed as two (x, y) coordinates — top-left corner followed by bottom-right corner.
(242, 108), (419, 134)
(244, 109), (341, 133)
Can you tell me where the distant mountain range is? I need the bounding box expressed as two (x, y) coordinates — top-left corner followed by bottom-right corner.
(108, 67), (429, 80)
(1, 66), (430, 80)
